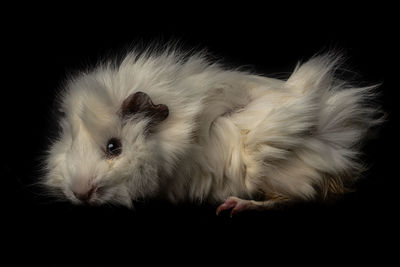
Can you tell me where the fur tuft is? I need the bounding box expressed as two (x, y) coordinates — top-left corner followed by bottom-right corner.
(285, 54), (384, 197)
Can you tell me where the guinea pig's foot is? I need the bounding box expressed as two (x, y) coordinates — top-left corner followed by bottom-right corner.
(216, 196), (289, 217)
(216, 196), (261, 217)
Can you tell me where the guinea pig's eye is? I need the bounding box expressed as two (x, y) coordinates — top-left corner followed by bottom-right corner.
(105, 138), (122, 158)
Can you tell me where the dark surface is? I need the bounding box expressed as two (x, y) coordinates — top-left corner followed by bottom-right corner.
(1, 4), (398, 264)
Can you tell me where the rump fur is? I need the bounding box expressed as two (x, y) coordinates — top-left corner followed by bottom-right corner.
(173, 53), (383, 203)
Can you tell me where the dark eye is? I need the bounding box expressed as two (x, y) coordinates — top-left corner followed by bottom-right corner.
(105, 138), (122, 158)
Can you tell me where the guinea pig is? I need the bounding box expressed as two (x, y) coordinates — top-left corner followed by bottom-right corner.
(43, 47), (383, 216)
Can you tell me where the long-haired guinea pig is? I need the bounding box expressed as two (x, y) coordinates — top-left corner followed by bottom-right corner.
(43, 47), (383, 215)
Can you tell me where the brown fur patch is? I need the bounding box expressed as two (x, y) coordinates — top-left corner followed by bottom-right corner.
(120, 91), (169, 125)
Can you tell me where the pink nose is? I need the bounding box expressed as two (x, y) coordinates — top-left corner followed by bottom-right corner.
(73, 187), (95, 202)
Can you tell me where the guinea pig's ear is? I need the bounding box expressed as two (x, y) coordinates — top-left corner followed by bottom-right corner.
(120, 91), (169, 125)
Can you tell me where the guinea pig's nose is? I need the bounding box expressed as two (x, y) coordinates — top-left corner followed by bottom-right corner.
(73, 187), (95, 202)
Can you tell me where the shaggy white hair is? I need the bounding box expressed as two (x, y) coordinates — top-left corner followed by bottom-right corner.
(44, 47), (383, 209)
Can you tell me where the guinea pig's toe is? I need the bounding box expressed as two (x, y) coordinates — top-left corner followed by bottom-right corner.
(216, 196), (243, 216)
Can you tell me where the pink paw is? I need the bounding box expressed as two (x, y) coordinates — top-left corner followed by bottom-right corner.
(216, 196), (256, 217)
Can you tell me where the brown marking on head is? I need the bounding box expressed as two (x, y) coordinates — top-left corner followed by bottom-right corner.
(120, 91), (169, 128)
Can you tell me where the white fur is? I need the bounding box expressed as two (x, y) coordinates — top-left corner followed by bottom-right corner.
(44, 47), (382, 207)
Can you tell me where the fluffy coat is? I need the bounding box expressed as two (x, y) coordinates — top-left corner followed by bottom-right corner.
(44, 48), (382, 209)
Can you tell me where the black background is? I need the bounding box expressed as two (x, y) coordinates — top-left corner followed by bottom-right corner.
(1, 4), (398, 265)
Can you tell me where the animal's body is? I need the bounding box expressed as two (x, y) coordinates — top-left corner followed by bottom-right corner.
(44, 48), (382, 215)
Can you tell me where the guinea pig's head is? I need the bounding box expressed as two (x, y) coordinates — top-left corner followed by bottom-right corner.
(44, 75), (169, 208)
